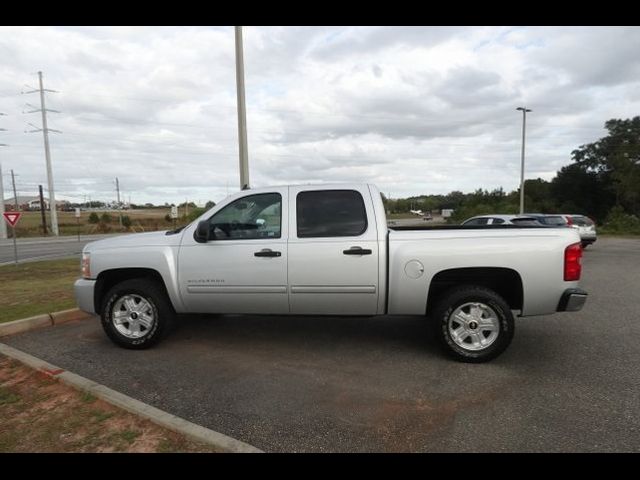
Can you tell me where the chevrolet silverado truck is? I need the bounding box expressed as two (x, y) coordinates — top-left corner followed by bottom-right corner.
(74, 184), (587, 362)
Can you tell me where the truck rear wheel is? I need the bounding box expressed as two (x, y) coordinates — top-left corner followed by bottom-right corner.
(101, 278), (174, 349)
(432, 286), (514, 363)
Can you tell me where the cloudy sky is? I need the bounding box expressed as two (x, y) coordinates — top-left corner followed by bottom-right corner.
(1, 26), (639, 206)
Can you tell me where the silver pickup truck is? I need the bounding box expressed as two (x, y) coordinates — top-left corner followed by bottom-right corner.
(74, 184), (587, 362)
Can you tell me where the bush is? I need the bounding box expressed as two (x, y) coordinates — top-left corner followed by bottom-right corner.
(100, 213), (112, 223)
(164, 213), (172, 223)
(601, 206), (640, 235)
(88, 212), (100, 224)
(121, 215), (132, 229)
(187, 207), (206, 222)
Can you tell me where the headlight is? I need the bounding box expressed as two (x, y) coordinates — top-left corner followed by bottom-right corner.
(81, 252), (91, 279)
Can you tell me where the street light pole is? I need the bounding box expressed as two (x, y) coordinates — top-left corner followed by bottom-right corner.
(517, 107), (532, 215)
(234, 26), (250, 190)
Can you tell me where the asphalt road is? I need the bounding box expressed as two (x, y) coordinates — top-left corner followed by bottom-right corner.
(3, 236), (639, 452)
(0, 234), (122, 265)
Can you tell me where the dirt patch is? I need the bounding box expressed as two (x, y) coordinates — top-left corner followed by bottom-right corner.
(0, 355), (223, 452)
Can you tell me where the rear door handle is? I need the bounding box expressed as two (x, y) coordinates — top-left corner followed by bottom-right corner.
(254, 249), (281, 257)
(343, 246), (372, 255)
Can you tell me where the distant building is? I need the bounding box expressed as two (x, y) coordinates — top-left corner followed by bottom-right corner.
(3, 196), (70, 211)
(441, 209), (455, 218)
(28, 199), (48, 210)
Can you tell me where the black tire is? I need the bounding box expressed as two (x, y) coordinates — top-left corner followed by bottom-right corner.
(431, 285), (514, 363)
(100, 278), (175, 349)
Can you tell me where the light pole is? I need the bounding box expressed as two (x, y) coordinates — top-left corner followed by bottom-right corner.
(517, 107), (531, 215)
(234, 26), (250, 190)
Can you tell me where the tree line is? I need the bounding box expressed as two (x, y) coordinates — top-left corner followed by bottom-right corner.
(382, 117), (640, 231)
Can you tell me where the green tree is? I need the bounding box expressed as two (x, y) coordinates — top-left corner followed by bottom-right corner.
(550, 163), (613, 221)
(571, 117), (640, 216)
(88, 212), (100, 224)
(100, 213), (112, 223)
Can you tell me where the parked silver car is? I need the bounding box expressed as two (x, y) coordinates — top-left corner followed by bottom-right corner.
(461, 214), (542, 226)
(525, 213), (597, 248)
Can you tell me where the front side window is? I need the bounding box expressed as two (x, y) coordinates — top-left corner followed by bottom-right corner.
(297, 190), (367, 238)
(207, 193), (281, 240)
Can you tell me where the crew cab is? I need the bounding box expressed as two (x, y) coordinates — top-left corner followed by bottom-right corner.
(74, 184), (587, 362)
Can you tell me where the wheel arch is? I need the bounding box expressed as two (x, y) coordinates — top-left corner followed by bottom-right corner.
(426, 267), (523, 316)
(94, 268), (174, 314)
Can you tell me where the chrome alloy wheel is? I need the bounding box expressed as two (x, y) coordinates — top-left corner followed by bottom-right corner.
(111, 294), (156, 339)
(448, 302), (500, 351)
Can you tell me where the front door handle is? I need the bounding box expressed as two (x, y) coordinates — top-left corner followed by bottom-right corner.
(343, 246), (372, 255)
(254, 249), (281, 257)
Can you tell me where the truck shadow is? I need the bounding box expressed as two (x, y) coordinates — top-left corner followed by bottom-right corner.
(172, 313), (440, 357)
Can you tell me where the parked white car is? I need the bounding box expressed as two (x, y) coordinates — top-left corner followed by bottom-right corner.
(75, 184), (587, 363)
(562, 214), (597, 248)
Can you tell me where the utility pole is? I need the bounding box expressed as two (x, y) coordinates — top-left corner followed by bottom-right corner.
(11, 170), (18, 211)
(0, 113), (7, 239)
(23, 71), (61, 235)
(0, 162), (6, 240)
(38, 185), (48, 235)
(516, 107), (532, 215)
(234, 26), (250, 190)
(115, 177), (122, 227)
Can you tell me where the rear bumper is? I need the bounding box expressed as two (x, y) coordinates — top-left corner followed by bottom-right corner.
(557, 288), (588, 312)
(74, 278), (96, 315)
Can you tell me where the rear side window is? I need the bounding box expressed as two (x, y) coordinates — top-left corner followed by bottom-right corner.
(542, 216), (566, 226)
(297, 190), (367, 238)
(511, 217), (539, 225)
(491, 218), (505, 224)
(572, 216), (593, 226)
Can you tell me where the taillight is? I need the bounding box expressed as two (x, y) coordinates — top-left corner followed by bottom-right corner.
(564, 242), (582, 281)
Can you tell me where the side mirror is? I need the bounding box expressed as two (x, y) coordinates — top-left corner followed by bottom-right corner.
(194, 220), (209, 243)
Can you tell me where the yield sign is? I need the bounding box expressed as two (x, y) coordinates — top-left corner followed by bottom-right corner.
(3, 212), (21, 228)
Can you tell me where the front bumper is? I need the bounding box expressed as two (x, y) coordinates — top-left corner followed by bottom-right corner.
(74, 278), (96, 315)
(557, 288), (588, 312)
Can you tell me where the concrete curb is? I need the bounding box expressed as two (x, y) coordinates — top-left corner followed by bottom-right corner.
(0, 342), (263, 453)
(0, 314), (53, 337)
(0, 308), (88, 338)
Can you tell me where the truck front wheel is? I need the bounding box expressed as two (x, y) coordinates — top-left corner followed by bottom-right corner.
(100, 278), (175, 349)
(432, 286), (514, 363)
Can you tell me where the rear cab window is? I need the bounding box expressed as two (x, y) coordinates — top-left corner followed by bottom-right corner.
(296, 190), (368, 238)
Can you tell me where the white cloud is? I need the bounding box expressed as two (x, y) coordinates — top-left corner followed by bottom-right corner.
(0, 25), (638, 205)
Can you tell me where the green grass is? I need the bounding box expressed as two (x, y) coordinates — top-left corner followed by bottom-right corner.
(0, 386), (21, 406)
(80, 392), (97, 404)
(119, 430), (141, 444)
(90, 410), (115, 423)
(0, 258), (79, 323)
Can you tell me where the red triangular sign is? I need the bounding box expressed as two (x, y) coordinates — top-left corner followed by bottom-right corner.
(3, 212), (21, 227)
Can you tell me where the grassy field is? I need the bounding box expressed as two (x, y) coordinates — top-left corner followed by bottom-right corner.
(0, 356), (220, 452)
(0, 259), (79, 323)
(9, 208), (180, 238)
